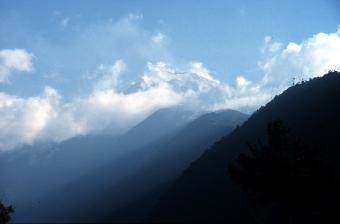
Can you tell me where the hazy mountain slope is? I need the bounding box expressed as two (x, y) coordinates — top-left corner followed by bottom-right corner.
(0, 135), (118, 208)
(140, 109), (250, 180)
(6, 108), (199, 223)
(73, 109), (249, 223)
(112, 108), (202, 156)
(1, 135), (119, 223)
(144, 71), (340, 223)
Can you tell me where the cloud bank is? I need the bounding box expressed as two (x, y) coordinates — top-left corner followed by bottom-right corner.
(0, 27), (339, 152)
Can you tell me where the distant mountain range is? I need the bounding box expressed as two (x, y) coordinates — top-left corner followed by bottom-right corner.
(7, 71), (339, 223)
(72, 109), (249, 223)
(144, 71), (340, 223)
(2, 105), (248, 223)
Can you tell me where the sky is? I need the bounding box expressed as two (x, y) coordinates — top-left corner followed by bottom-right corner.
(0, 0), (340, 152)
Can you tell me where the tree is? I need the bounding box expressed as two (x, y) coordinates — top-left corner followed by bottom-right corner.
(228, 118), (335, 223)
(0, 201), (15, 224)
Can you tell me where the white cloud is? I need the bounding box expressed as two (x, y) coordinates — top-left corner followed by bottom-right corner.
(0, 60), (268, 152)
(94, 60), (127, 91)
(60, 17), (69, 29)
(189, 62), (220, 84)
(269, 42), (283, 53)
(259, 28), (340, 91)
(261, 36), (283, 54)
(0, 49), (34, 82)
(1, 27), (340, 152)
(0, 86), (59, 150)
(264, 36), (272, 43)
(236, 76), (251, 87)
(137, 31), (172, 61)
(286, 42), (301, 53)
(60, 12), (173, 71)
(152, 32), (165, 44)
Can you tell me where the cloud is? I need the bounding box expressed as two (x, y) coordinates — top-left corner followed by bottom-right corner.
(261, 36), (283, 54)
(152, 32), (165, 44)
(0, 60), (267, 152)
(137, 31), (172, 61)
(48, 12), (172, 79)
(189, 62), (220, 84)
(0, 86), (59, 150)
(0, 49), (34, 82)
(60, 17), (69, 29)
(236, 76), (250, 87)
(1, 25), (340, 152)
(258, 28), (340, 92)
(94, 60), (127, 91)
(0, 61), (179, 151)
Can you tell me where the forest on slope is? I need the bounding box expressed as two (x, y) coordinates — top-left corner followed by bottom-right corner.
(145, 71), (340, 223)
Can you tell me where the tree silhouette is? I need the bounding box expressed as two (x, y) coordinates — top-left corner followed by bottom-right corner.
(228, 118), (335, 223)
(0, 201), (15, 224)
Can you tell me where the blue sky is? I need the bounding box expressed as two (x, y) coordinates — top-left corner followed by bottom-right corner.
(0, 0), (340, 151)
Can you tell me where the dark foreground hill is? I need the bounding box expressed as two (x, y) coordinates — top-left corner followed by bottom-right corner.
(144, 71), (340, 223)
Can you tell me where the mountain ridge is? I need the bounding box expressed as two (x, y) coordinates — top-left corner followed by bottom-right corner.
(6, 108), (199, 223)
(144, 71), (340, 223)
(72, 109), (249, 223)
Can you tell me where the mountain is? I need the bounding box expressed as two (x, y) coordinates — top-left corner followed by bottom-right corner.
(72, 109), (249, 223)
(5, 108), (201, 223)
(144, 71), (340, 223)
(0, 135), (119, 223)
(0, 135), (118, 207)
(113, 108), (203, 157)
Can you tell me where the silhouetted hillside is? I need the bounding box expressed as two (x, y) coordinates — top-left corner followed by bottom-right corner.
(144, 71), (340, 223)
